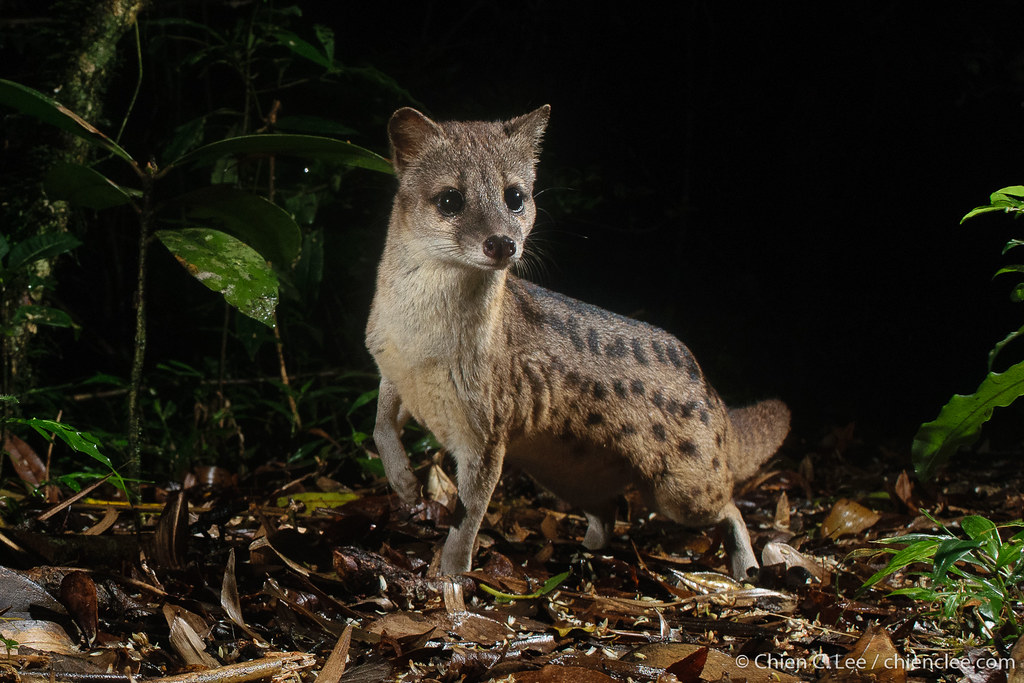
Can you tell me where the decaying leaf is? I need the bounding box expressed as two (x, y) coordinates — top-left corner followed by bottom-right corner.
(59, 571), (98, 645)
(821, 498), (881, 539)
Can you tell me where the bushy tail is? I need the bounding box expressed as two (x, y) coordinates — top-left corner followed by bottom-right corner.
(727, 399), (790, 483)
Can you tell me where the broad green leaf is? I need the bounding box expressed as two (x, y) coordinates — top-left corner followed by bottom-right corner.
(961, 516), (1000, 562)
(172, 134), (393, 175)
(314, 24), (335, 63)
(156, 228), (279, 326)
(0, 79), (134, 163)
(1003, 239), (1024, 255)
(992, 185), (1024, 199)
(273, 30), (332, 69)
(962, 205), (1006, 223)
(913, 360), (1024, 480)
(12, 305), (74, 328)
(168, 185), (301, 266)
(1012, 284), (1024, 303)
(44, 162), (136, 209)
(6, 232), (82, 273)
(932, 538), (985, 581)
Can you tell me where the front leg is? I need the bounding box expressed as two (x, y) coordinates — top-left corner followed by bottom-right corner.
(373, 377), (419, 503)
(441, 444), (505, 575)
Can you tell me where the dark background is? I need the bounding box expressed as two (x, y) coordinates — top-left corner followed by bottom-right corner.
(8, 1), (1024, 458)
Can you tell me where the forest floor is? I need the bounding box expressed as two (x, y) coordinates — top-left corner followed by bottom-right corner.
(1, 424), (1023, 683)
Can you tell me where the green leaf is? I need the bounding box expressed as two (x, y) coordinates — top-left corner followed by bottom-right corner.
(44, 162), (136, 210)
(347, 388), (378, 417)
(168, 185), (301, 266)
(6, 232), (82, 273)
(0, 79), (134, 163)
(314, 24), (335, 63)
(913, 360), (1024, 480)
(171, 134), (393, 175)
(1002, 239), (1024, 255)
(992, 185), (1024, 200)
(889, 586), (940, 601)
(862, 539), (939, 588)
(161, 115), (208, 165)
(12, 305), (74, 328)
(932, 538), (985, 580)
(988, 323), (1024, 371)
(156, 228), (279, 326)
(961, 516), (1000, 560)
(272, 30), (332, 69)
(961, 205), (1004, 223)
(994, 265), (1024, 278)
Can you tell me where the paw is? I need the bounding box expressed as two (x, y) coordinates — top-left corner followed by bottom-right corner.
(441, 532), (474, 575)
(388, 466), (421, 503)
(728, 546), (759, 581)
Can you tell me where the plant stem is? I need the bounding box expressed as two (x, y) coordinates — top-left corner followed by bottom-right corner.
(126, 167), (154, 491)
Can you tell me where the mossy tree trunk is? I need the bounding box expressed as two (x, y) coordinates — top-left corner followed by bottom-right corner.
(1, 0), (147, 472)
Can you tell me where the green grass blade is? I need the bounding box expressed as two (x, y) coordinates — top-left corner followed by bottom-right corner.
(913, 360), (1024, 480)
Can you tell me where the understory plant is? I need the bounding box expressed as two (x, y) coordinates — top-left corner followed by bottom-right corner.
(913, 187), (1024, 479)
(863, 512), (1024, 643)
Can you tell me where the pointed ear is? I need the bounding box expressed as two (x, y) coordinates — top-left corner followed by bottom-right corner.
(388, 107), (443, 174)
(506, 104), (551, 158)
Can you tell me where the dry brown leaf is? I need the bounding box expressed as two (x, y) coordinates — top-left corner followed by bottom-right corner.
(509, 665), (616, 682)
(630, 643), (801, 683)
(83, 506), (119, 535)
(825, 624), (906, 683)
(540, 511), (561, 541)
(0, 619), (78, 654)
(774, 490), (791, 530)
(761, 541), (827, 582)
(59, 570), (97, 645)
(821, 498), (881, 539)
(425, 462), (458, 511)
(5, 433), (46, 487)
(315, 624), (352, 683)
(162, 603), (219, 668)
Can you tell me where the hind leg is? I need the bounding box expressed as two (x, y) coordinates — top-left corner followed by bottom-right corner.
(719, 501), (758, 580)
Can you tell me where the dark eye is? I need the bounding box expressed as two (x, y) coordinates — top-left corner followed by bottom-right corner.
(504, 186), (525, 214)
(435, 188), (464, 217)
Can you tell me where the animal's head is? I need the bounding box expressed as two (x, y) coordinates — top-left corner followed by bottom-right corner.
(387, 105), (550, 272)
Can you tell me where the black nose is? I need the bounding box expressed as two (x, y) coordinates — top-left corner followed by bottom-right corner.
(483, 235), (517, 260)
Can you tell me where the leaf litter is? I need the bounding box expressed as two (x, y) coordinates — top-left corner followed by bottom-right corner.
(2, 424), (1024, 681)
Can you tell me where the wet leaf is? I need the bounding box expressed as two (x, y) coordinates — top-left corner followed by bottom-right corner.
(168, 185), (301, 266)
(821, 498), (881, 539)
(156, 227), (279, 326)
